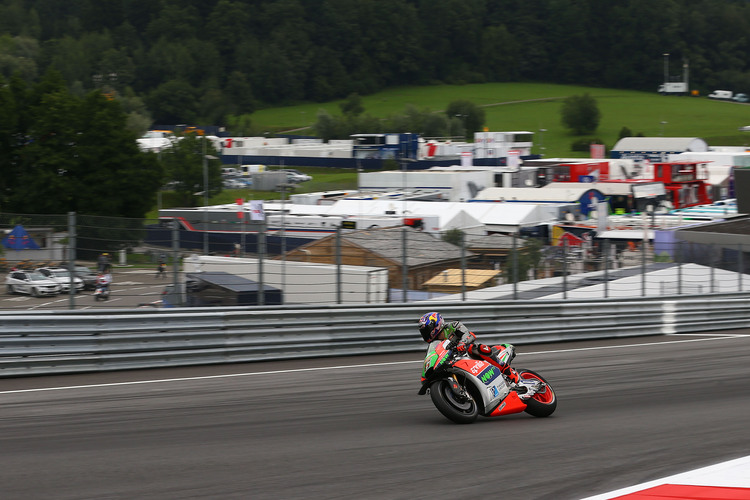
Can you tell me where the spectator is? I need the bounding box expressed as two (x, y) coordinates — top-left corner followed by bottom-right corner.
(156, 253), (167, 278)
(97, 253), (111, 272)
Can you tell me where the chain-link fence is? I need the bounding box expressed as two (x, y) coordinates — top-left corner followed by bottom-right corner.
(1, 211), (748, 310)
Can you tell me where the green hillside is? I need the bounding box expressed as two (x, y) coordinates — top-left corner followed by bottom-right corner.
(250, 83), (750, 158)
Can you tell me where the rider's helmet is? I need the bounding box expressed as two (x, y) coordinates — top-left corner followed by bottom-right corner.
(418, 312), (444, 342)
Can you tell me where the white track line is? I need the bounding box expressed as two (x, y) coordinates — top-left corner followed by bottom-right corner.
(0, 333), (747, 395)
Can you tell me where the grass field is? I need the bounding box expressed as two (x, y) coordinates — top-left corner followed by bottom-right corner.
(150, 82), (750, 216)
(250, 82), (750, 158)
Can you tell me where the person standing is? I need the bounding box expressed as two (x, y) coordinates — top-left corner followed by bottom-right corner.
(97, 253), (111, 272)
(156, 253), (167, 278)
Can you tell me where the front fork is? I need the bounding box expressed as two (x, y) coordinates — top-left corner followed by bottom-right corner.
(447, 374), (471, 401)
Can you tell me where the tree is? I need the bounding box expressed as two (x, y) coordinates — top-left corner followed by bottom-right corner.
(445, 100), (485, 140)
(0, 71), (163, 218)
(503, 237), (544, 283)
(160, 134), (222, 207)
(339, 93), (364, 117)
(441, 228), (464, 246)
(560, 93), (601, 135)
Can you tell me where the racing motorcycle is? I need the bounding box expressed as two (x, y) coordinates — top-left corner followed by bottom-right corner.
(419, 339), (557, 424)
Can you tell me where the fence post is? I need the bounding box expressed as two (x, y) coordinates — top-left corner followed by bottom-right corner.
(739, 244), (744, 292)
(171, 219), (181, 306)
(258, 221), (265, 306)
(336, 226), (342, 304)
(67, 212), (76, 310)
(562, 238), (568, 300)
(402, 228), (408, 303)
(677, 241), (683, 295)
(460, 231), (466, 302)
(603, 239), (609, 299)
(512, 235), (518, 300)
(641, 239), (646, 297)
(710, 243), (715, 293)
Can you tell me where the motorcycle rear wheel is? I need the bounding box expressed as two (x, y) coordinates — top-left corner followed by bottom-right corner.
(429, 378), (479, 424)
(518, 369), (557, 418)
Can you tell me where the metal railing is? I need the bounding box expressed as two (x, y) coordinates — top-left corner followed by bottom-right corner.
(2, 293), (750, 377)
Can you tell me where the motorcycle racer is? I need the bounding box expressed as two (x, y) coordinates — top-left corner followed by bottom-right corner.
(418, 311), (540, 398)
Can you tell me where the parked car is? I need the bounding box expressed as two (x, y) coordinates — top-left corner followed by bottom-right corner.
(223, 178), (253, 189)
(280, 169), (312, 183)
(73, 265), (98, 290)
(5, 271), (62, 296)
(733, 93), (749, 103)
(35, 267), (84, 293)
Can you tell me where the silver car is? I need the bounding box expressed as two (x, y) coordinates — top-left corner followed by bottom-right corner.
(5, 271), (62, 296)
(35, 267), (85, 293)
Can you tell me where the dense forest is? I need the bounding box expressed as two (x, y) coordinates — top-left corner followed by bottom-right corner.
(2, 0), (750, 131)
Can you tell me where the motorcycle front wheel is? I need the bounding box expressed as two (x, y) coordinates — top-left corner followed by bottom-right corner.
(429, 378), (479, 424)
(518, 369), (557, 418)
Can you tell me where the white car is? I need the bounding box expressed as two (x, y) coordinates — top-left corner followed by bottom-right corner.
(5, 271), (62, 296)
(35, 267), (85, 293)
(280, 169), (312, 183)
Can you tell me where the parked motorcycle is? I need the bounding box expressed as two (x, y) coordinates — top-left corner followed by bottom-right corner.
(419, 339), (557, 424)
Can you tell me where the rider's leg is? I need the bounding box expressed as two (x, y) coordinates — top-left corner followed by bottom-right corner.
(467, 343), (539, 395)
(467, 343), (517, 380)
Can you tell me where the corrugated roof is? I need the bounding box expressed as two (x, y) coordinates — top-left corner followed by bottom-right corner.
(341, 226), (467, 266)
(465, 233), (518, 249)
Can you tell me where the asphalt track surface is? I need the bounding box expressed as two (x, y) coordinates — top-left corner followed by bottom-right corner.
(1, 332), (749, 500)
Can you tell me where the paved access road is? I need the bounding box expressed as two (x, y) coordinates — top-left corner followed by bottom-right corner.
(0, 267), (175, 310)
(1, 333), (749, 499)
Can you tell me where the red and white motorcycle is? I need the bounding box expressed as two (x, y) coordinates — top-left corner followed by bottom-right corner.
(419, 339), (557, 424)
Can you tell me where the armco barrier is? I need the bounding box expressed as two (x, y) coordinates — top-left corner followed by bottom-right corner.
(1, 294), (750, 377)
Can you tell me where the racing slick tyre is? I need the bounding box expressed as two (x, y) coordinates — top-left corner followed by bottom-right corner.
(429, 378), (479, 424)
(519, 369), (557, 418)
(7, 285), (15, 295)
(31, 287), (41, 297)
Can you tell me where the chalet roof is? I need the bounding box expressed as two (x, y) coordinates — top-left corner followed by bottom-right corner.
(340, 226), (467, 266)
(673, 216), (750, 246)
(465, 233), (518, 249)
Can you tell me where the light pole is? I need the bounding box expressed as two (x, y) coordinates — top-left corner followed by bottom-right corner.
(202, 138), (209, 254)
(539, 128), (547, 156)
(201, 138), (219, 255)
(663, 53), (670, 85)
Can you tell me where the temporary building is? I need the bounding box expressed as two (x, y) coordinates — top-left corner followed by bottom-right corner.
(1, 225), (40, 250)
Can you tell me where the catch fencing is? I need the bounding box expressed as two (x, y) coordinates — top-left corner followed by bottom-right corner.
(1, 293), (750, 377)
(4, 211), (750, 308)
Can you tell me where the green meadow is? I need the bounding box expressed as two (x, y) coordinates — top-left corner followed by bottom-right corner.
(250, 82), (750, 158)
(154, 82), (750, 213)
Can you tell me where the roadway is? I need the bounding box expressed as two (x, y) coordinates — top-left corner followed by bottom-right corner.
(1, 332), (749, 499)
(0, 267), (175, 310)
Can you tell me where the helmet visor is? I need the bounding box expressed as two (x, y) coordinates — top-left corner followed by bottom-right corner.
(419, 325), (434, 342)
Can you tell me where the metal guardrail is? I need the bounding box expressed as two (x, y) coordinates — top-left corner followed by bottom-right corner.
(2, 293), (750, 377)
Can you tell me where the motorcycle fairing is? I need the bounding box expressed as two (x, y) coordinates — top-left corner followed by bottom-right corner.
(452, 358), (511, 415)
(488, 391), (527, 416)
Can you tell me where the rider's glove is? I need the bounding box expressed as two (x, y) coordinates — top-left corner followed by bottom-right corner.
(456, 342), (468, 354)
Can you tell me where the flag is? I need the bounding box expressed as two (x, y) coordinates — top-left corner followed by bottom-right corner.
(249, 200), (265, 221)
